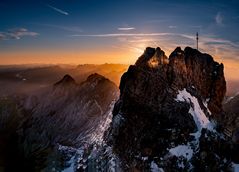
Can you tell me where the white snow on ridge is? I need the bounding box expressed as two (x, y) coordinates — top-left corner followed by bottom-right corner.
(175, 88), (213, 131)
(150, 161), (164, 172)
(169, 145), (193, 160)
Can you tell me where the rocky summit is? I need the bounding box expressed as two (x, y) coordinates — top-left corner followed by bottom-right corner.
(107, 47), (238, 171)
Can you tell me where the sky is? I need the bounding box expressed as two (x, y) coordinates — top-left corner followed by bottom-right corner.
(0, 0), (239, 80)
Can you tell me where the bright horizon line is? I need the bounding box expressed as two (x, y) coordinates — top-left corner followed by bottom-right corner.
(0, 62), (132, 66)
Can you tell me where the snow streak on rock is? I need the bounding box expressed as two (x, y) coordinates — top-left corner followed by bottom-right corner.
(150, 161), (164, 172)
(175, 88), (213, 131)
(89, 102), (115, 144)
(60, 101), (121, 172)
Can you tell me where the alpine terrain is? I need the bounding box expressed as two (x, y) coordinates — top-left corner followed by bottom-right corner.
(107, 46), (239, 171)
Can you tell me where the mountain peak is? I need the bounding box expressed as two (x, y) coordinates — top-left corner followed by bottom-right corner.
(107, 46), (228, 170)
(135, 47), (168, 68)
(86, 73), (108, 83)
(54, 74), (76, 86)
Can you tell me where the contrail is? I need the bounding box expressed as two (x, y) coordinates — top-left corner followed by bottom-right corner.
(46, 4), (69, 16)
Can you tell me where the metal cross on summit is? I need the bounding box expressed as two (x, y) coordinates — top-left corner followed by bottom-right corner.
(196, 32), (199, 50)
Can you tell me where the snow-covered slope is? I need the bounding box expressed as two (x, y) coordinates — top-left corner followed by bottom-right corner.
(175, 88), (213, 131)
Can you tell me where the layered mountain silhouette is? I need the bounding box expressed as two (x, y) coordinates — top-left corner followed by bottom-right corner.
(107, 47), (238, 171)
(0, 73), (118, 171)
(54, 74), (77, 86)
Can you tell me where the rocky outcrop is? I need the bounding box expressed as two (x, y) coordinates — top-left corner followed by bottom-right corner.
(107, 47), (230, 171)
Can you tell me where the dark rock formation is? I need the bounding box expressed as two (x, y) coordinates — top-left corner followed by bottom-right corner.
(107, 46), (229, 171)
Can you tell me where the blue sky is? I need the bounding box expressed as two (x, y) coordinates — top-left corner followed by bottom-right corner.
(0, 0), (239, 71)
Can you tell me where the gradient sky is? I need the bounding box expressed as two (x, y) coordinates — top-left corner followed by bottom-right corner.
(0, 0), (239, 79)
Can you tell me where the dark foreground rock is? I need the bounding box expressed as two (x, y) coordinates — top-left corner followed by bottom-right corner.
(106, 47), (237, 171)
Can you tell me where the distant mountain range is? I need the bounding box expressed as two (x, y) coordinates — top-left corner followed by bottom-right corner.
(0, 63), (238, 97)
(0, 73), (118, 171)
(0, 64), (128, 97)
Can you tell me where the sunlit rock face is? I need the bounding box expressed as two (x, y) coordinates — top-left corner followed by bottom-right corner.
(136, 47), (169, 69)
(107, 47), (231, 171)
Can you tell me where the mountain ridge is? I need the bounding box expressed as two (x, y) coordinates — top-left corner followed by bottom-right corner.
(107, 46), (236, 171)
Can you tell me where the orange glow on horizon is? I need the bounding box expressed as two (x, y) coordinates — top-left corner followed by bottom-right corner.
(0, 50), (140, 65)
(0, 49), (238, 81)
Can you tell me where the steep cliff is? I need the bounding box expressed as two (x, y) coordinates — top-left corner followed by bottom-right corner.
(107, 47), (235, 171)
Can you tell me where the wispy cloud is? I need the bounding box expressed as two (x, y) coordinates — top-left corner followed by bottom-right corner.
(215, 12), (223, 25)
(70, 31), (239, 48)
(0, 28), (39, 41)
(169, 25), (177, 29)
(70, 30), (239, 62)
(46, 4), (69, 16)
(118, 27), (135, 31)
(0, 33), (6, 40)
(70, 32), (174, 37)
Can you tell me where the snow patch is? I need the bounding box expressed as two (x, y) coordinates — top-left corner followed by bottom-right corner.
(203, 98), (212, 115)
(175, 88), (213, 131)
(142, 156), (148, 161)
(169, 145), (193, 160)
(89, 106), (113, 144)
(150, 161), (164, 172)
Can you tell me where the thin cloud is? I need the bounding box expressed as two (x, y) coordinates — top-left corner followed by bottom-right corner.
(46, 4), (69, 16)
(70, 31), (239, 48)
(215, 12), (223, 25)
(169, 25), (177, 29)
(0, 33), (7, 40)
(70, 31), (239, 61)
(0, 28), (38, 41)
(70, 32), (174, 37)
(118, 27), (135, 31)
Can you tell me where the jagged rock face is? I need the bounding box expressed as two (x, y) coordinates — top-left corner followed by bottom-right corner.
(169, 47), (226, 114)
(107, 47), (227, 170)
